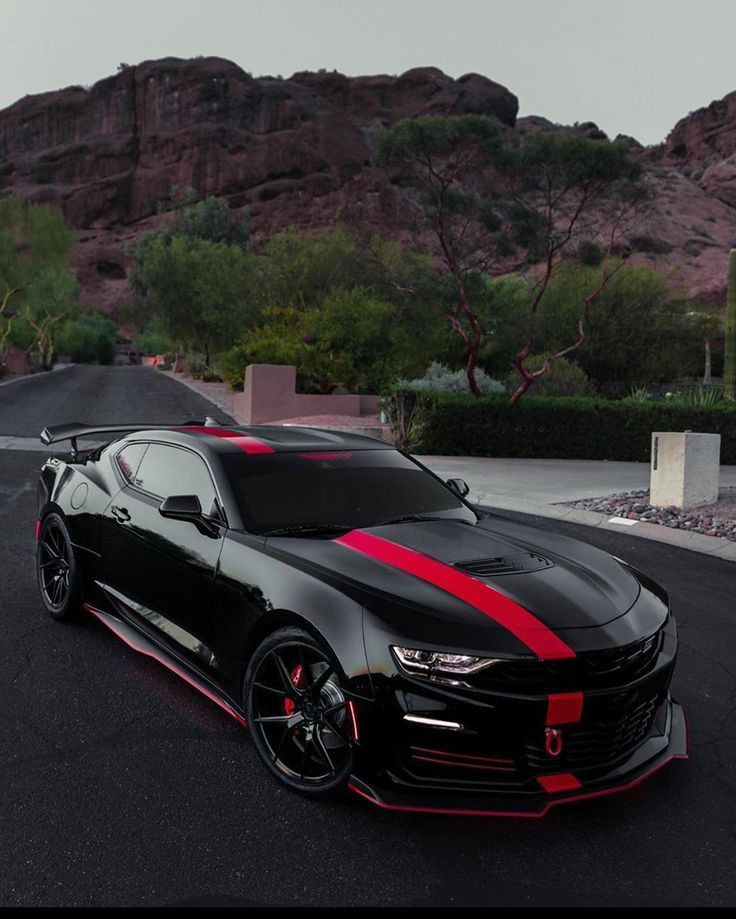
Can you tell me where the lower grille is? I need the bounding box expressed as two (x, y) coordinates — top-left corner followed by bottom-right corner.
(526, 686), (665, 773)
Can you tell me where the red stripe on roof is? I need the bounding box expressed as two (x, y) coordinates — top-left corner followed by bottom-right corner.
(184, 426), (275, 454)
(546, 692), (584, 725)
(335, 530), (575, 661)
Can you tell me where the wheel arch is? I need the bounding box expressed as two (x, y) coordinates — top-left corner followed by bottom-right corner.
(239, 609), (340, 686)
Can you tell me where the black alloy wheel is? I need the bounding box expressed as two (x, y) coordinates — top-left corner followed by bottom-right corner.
(245, 627), (354, 795)
(37, 513), (79, 620)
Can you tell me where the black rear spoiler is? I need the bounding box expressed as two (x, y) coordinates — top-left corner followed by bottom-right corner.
(40, 418), (221, 460)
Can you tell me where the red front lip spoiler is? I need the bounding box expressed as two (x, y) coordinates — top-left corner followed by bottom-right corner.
(347, 701), (688, 819)
(348, 755), (686, 819)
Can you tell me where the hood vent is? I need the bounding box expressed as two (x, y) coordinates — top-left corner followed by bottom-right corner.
(455, 552), (554, 578)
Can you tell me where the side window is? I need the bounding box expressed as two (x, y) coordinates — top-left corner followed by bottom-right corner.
(135, 444), (218, 515)
(116, 442), (148, 485)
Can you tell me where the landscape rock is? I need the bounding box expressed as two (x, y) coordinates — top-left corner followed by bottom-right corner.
(565, 488), (736, 542)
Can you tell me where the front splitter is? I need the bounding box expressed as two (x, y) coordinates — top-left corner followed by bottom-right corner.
(348, 700), (688, 818)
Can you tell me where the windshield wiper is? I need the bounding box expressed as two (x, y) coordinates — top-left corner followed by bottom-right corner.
(263, 523), (352, 538)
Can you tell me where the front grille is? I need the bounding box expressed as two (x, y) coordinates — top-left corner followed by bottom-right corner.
(456, 552), (554, 577)
(526, 685), (665, 773)
(476, 629), (663, 692)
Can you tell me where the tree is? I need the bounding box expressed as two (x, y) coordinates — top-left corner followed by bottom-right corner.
(0, 196), (75, 360)
(130, 191), (254, 362)
(56, 313), (117, 364)
(479, 263), (706, 391)
(133, 235), (255, 364)
(376, 116), (505, 395)
(222, 287), (441, 394)
(376, 119), (646, 401)
(17, 268), (79, 367)
(251, 230), (379, 312)
(499, 132), (648, 403)
(167, 192), (250, 248)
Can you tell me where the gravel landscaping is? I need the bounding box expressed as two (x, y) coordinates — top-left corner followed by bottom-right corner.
(564, 488), (736, 541)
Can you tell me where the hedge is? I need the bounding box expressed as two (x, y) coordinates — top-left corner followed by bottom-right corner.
(405, 391), (736, 462)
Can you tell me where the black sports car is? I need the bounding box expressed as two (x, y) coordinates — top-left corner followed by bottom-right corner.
(35, 420), (688, 816)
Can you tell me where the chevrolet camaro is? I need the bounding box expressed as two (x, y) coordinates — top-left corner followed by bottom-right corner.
(35, 419), (688, 816)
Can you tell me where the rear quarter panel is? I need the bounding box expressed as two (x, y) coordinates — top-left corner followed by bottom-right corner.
(38, 452), (122, 598)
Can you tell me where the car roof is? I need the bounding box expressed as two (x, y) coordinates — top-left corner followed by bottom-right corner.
(126, 424), (394, 455)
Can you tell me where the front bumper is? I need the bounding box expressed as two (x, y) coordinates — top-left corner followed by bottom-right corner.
(348, 697), (688, 817)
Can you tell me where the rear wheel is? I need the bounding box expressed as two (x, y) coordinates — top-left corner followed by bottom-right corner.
(36, 513), (80, 621)
(244, 627), (354, 795)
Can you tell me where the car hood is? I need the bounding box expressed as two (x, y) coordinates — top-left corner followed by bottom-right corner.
(266, 514), (641, 633)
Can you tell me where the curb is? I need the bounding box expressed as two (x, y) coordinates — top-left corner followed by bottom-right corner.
(159, 369), (236, 420)
(0, 363), (75, 389)
(478, 492), (736, 564)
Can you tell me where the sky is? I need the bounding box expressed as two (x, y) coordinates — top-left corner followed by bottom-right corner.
(1, 0), (735, 145)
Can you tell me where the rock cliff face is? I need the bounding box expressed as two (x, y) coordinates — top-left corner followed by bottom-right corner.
(1, 55), (736, 309)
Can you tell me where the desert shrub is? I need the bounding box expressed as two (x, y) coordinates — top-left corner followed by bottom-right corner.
(397, 361), (505, 395)
(665, 385), (723, 407)
(183, 353), (208, 379)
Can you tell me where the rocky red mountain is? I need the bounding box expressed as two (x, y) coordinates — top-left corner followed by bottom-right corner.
(1, 56), (735, 309)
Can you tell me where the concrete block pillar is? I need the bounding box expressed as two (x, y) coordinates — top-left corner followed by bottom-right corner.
(238, 364), (297, 425)
(650, 432), (720, 510)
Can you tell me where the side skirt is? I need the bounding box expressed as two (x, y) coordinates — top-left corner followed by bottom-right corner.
(82, 602), (247, 726)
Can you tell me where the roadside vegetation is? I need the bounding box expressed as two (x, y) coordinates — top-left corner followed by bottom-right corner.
(0, 196), (115, 375)
(1, 113), (732, 430)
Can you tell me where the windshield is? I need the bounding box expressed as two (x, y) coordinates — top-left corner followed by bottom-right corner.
(222, 449), (476, 534)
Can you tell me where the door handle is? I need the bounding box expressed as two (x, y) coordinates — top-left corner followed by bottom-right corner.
(111, 505), (131, 523)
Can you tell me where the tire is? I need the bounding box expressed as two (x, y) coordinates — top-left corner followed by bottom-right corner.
(36, 512), (81, 621)
(244, 626), (354, 796)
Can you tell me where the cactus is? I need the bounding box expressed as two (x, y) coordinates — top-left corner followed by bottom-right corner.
(726, 248), (736, 400)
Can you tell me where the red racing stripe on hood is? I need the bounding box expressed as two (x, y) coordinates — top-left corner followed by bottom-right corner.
(184, 426), (275, 454)
(335, 530), (575, 660)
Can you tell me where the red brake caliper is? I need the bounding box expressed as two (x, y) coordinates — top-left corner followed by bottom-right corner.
(283, 664), (304, 716)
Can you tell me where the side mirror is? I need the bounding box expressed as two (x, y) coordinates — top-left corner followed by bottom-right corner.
(446, 478), (470, 498)
(159, 494), (202, 521)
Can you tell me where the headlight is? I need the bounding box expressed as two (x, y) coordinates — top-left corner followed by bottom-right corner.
(392, 645), (500, 682)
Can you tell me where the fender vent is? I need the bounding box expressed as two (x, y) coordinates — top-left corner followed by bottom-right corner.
(455, 552), (554, 577)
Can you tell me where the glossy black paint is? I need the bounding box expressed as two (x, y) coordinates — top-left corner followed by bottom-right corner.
(36, 423), (686, 813)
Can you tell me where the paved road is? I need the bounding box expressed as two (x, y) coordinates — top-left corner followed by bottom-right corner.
(0, 365), (233, 439)
(1, 368), (735, 906)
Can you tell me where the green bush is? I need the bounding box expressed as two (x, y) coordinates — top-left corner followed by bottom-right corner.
(56, 314), (117, 364)
(133, 316), (173, 356)
(506, 356), (596, 398)
(400, 390), (736, 462)
(183, 353), (208, 379)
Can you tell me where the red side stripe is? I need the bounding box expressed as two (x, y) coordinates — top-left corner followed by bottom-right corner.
(546, 691), (584, 725)
(184, 426), (275, 454)
(537, 772), (581, 793)
(335, 530), (575, 661)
